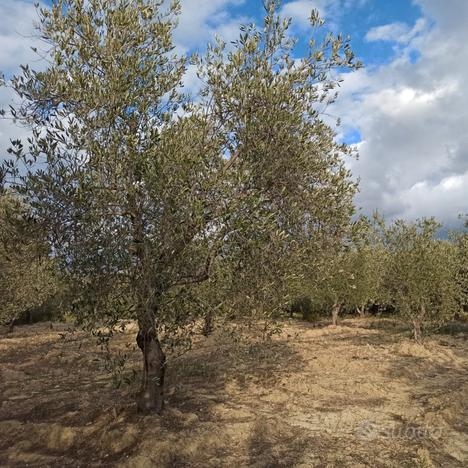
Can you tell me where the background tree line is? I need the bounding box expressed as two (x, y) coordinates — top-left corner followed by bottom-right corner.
(290, 214), (468, 341)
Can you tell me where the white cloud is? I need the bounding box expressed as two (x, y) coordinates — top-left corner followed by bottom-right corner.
(0, 1), (46, 164)
(174, 0), (247, 53)
(334, 0), (468, 226)
(365, 22), (410, 43)
(0, 1), (43, 73)
(174, 0), (249, 95)
(365, 18), (427, 44)
(397, 172), (468, 222)
(281, 1), (327, 29)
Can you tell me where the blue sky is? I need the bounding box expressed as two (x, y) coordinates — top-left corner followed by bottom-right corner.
(1, 0), (467, 227)
(216, 0), (423, 67)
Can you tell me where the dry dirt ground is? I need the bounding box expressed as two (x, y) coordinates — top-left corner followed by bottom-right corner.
(0, 317), (467, 467)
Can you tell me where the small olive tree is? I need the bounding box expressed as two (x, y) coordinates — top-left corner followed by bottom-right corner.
(304, 218), (378, 325)
(346, 216), (388, 316)
(346, 246), (384, 315)
(2, 0), (359, 413)
(382, 218), (461, 341)
(298, 216), (350, 325)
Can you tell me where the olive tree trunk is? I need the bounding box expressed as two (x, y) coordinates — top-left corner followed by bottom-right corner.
(136, 325), (166, 414)
(7, 312), (20, 333)
(129, 199), (167, 413)
(331, 303), (341, 326)
(202, 310), (214, 337)
(412, 304), (426, 342)
(412, 319), (422, 342)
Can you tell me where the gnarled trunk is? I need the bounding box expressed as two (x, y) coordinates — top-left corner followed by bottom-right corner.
(331, 303), (341, 326)
(136, 327), (166, 414)
(128, 195), (166, 413)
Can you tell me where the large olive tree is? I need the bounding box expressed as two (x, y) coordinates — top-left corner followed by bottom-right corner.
(2, 0), (359, 413)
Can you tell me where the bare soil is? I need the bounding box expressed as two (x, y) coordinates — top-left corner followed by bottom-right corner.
(0, 317), (467, 467)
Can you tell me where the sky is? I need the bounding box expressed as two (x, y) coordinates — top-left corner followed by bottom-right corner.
(0, 0), (467, 228)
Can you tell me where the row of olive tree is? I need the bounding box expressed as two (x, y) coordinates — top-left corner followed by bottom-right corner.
(1, 0), (360, 413)
(298, 215), (467, 341)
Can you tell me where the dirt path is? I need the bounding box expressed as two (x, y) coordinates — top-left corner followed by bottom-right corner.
(0, 318), (467, 467)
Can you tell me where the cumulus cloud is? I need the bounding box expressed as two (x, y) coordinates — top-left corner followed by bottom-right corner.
(399, 173), (468, 222)
(333, 0), (468, 227)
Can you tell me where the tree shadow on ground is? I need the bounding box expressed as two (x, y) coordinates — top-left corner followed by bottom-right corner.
(325, 327), (407, 347)
(435, 320), (468, 337)
(163, 331), (305, 423)
(381, 336), (468, 467)
(247, 416), (312, 467)
(309, 318), (468, 467)
(0, 322), (306, 467)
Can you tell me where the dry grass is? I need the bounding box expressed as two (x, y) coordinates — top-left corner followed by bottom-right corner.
(0, 317), (467, 467)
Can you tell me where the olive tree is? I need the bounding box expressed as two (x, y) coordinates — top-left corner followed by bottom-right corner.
(307, 243), (355, 325)
(383, 218), (461, 341)
(303, 218), (375, 325)
(346, 216), (388, 316)
(2, 0), (359, 413)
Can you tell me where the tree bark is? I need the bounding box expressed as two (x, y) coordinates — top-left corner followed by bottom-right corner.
(136, 327), (166, 414)
(331, 303), (341, 326)
(127, 189), (166, 413)
(412, 319), (422, 342)
(202, 311), (214, 337)
(412, 304), (426, 342)
(7, 313), (19, 333)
